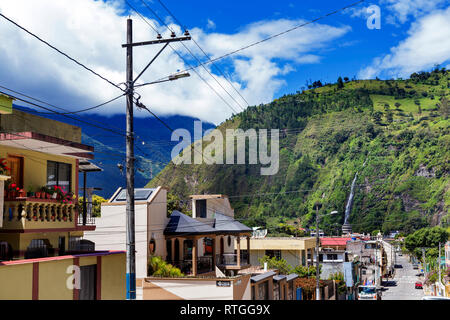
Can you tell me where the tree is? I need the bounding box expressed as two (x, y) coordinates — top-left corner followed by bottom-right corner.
(258, 255), (292, 274)
(78, 194), (107, 217)
(386, 111), (393, 124)
(337, 77), (344, 89)
(404, 227), (449, 260)
(394, 102), (401, 109)
(148, 256), (183, 277)
(440, 96), (449, 118)
(343, 77), (349, 82)
(372, 111), (383, 125)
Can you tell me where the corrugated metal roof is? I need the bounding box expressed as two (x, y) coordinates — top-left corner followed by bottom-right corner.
(273, 275), (286, 282)
(286, 274), (298, 282)
(164, 211), (217, 235)
(251, 271), (276, 283)
(214, 213), (252, 233)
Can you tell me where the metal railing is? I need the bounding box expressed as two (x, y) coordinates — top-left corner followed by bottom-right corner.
(216, 252), (248, 266)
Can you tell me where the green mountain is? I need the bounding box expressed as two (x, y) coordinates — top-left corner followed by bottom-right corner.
(147, 69), (450, 236)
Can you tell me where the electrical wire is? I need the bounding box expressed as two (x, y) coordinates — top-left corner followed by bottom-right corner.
(123, 0), (241, 115)
(149, 0), (366, 85)
(0, 12), (124, 93)
(156, 0), (249, 108)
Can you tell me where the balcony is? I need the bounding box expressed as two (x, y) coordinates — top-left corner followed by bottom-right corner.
(2, 198), (77, 231)
(216, 252), (250, 270)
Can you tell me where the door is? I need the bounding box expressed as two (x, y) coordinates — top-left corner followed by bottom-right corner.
(6, 156), (23, 188)
(79, 265), (97, 300)
(58, 236), (65, 256)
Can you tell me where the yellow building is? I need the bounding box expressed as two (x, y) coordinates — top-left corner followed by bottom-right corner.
(0, 98), (125, 300)
(238, 237), (317, 268)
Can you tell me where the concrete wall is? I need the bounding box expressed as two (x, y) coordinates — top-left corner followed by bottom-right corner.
(0, 144), (78, 195)
(0, 251), (125, 300)
(144, 275), (251, 300)
(84, 202), (148, 279)
(248, 249), (304, 268)
(84, 186), (167, 279)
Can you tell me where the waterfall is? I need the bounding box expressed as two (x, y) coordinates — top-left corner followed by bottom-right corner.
(344, 173), (358, 224)
(344, 155), (369, 225)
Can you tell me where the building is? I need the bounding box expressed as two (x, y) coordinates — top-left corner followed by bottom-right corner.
(346, 239), (387, 287)
(0, 100), (125, 300)
(84, 190), (255, 300)
(237, 237), (316, 268)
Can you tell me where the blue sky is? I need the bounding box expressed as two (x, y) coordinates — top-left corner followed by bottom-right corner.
(0, 0), (449, 124)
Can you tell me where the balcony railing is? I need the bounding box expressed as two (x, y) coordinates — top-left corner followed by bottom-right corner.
(77, 212), (95, 226)
(2, 198), (76, 230)
(216, 252), (248, 267)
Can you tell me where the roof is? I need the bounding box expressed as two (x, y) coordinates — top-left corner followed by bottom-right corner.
(0, 131), (93, 160)
(190, 194), (227, 200)
(321, 237), (352, 247)
(286, 274), (299, 282)
(78, 161), (103, 172)
(164, 211), (217, 235)
(251, 271), (276, 283)
(273, 275), (286, 282)
(214, 213), (252, 233)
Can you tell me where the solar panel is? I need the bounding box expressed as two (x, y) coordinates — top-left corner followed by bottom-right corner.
(111, 188), (154, 202)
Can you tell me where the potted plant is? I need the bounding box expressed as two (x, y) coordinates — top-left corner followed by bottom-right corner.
(26, 185), (35, 198)
(0, 158), (10, 176)
(18, 188), (26, 198)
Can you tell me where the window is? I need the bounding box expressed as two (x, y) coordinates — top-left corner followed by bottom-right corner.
(47, 161), (71, 191)
(196, 199), (207, 218)
(112, 188), (154, 202)
(265, 250), (281, 260)
(319, 254), (323, 262)
(327, 254), (338, 261)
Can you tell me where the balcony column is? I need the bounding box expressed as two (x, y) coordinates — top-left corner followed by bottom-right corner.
(212, 236), (216, 270)
(247, 236), (251, 265)
(236, 236), (241, 268)
(192, 238), (198, 276)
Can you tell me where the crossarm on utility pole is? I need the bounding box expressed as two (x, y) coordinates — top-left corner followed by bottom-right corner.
(133, 42), (169, 85)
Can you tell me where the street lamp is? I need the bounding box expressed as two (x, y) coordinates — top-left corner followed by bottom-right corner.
(135, 71), (191, 88)
(315, 203), (337, 301)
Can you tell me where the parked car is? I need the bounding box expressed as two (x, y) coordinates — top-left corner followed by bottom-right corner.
(415, 281), (423, 289)
(412, 264), (419, 269)
(422, 296), (450, 300)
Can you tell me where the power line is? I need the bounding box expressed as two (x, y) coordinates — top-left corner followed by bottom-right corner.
(152, 0), (366, 83)
(124, 0), (241, 115)
(145, 0), (247, 111)
(156, 0), (250, 108)
(0, 12), (124, 92)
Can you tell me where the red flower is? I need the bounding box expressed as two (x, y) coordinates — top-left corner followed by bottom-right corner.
(16, 187), (19, 191)
(11, 183), (16, 188)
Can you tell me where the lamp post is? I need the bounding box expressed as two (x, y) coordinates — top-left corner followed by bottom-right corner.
(315, 203), (337, 300)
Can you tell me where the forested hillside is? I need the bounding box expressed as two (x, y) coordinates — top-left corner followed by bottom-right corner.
(147, 68), (450, 236)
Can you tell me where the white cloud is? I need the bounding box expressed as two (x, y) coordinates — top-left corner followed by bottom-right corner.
(358, 7), (450, 79)
(206, 19), (216, 30)
(0, 0), (350, 124)
(381, 0), (448, 24)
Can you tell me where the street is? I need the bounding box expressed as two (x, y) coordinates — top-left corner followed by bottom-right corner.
(382, 254), (424, 300)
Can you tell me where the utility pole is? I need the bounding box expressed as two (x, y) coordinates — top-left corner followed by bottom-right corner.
(438, 242), (442, 289)
(422, 248), (427, 277)
(125, 18), (136, 300)
(315, 202), (321, 301)
(122, 18), (191, 300)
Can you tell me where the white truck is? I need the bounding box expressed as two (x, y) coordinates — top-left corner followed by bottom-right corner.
(357, 285), (381, 300)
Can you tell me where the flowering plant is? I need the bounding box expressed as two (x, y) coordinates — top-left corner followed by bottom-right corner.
(0, 158), (10, 175)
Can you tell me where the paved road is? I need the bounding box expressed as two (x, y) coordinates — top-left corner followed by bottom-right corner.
(382, 254), (424, 300)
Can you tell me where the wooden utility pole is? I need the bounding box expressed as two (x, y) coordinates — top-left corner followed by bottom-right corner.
(121, 18), (191, 300)
(125, 18), (136, 300)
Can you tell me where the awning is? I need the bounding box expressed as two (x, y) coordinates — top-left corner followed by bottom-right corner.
(79, 161), (103, 172)
(251, 271), (276, 283)
(0, 131), (94, 160)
